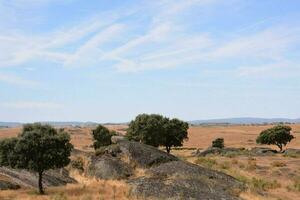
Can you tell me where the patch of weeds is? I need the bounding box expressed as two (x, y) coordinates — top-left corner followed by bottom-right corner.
(271, 161), (286, 167)
(95, 146), (107, 156)
(246, 157), (257, 171)
(284, 152), (300, 158)
(195, 157), (217, 168)
(50, 192), (68, 200)
(70, 156), (85, 172)
(220, 161), (231, 170)
(238, 163), (245, 169)
(287, 176), (300, 192)
(250, 177), (281, 192)
(231, 159), (238, 165)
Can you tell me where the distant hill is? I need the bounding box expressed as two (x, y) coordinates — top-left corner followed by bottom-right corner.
(189, 117), (300, 125)
(0, 121), (98, 128)
(0, 122), (22, 128)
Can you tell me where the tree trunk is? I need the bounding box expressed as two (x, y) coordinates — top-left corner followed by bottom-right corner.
(166, 146), (171, 154)
(277, 144), (283, 152)
(38, 171), (44, 194)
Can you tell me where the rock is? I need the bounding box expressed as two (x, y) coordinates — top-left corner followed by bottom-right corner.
(111, 136), (127, 144)
(196, 147), (223, 156)
(0, 179), (20, 190)
(87, 155), (132, 180)
(128, 161), (244, 200)
(105, 144), (121, 157)
(0, 167), (76, 189)
(118, 140), (178, 167)
(196, 147), (245, 157)
(250, 147), (277, 155)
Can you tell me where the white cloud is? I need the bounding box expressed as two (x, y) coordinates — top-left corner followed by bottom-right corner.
(237, 60), (300, 78)
(0, 73), (38, 87)
(1, 101), (62, 109)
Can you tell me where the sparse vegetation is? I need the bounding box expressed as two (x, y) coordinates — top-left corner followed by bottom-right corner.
(195, 157), (217, 168)
(256, 125), (294, 152)
(271, 161), (286, 167)
(249, 177), (281, 192)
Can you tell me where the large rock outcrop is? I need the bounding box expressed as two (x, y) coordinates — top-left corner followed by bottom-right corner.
(88, 139), (245, 200)
(87, 155), (132, 180)
(118, 140), (178, 167)
(0, 167), (76, 189)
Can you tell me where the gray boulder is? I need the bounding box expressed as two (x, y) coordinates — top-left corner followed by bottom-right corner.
(118, 140), (178, 167)
(250, 147), (277, 155)
(0, 179), (20, 190)
(128, 161), (244, 200)
(196, 147), (245, 157)
(111, 135), (127, 144)
(87, 155), (132, 180)
(0, 167), (76, 189)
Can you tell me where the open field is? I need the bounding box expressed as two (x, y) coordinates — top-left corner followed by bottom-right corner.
(1, 124), (299, 151)
(0, 124), (299, 200)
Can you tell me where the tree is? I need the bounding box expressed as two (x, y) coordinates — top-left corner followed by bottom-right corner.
(92, 125), (116, 149)
(126, 114), (189, 153)
(163, 118), (189, 153)
(0, 123), (73, 194)
(256, 125), (294, 152)
(127, 114), (166, 147)
(212, 138), (224, 149)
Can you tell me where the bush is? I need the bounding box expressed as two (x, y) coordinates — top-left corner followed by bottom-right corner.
(212, 138), (224, 149)
(92, 125), (116, 149)
(70, 157), (85, 172)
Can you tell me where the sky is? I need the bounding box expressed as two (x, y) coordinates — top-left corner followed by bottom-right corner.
(0, 0), (300, 123)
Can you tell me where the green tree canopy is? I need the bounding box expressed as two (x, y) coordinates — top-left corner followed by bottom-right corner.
(212, 138), (224, 149)
(163, 118), (189, 153)
(256, 125), (294, 152)
(126, 114), (189, 153)
(92, 125), (116, 149)
(0, 123), (73, 194)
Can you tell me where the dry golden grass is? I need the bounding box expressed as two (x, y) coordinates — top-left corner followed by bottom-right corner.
(0, 171), (133, 200)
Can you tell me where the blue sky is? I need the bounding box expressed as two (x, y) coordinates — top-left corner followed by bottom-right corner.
(0, 0), (300, 122)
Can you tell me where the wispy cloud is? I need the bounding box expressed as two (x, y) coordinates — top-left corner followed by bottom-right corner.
(0, 73), (38, 87)
(0, 0), (300, 77)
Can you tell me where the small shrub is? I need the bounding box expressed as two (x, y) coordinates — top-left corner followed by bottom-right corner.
(50, 193), (68, 200)
(284, 152), (300, 158)
(95, 146), (107, 156)
(271, 161), (286, 167)
(231, 159), (238, 165)
(246, 157), (257, 171)
(250, 177), (281, 192)
(70, 157), (84, 172)
(220, 161), (231, 170)
(195, 157), (217, 168)
(294, 178), (300, 192)
(212, 138), (224, 149)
